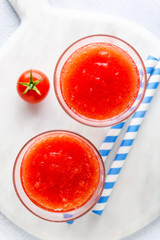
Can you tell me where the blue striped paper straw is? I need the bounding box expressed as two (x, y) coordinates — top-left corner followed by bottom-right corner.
(92, 57), (160, 215)
(67, 56), (158, 223)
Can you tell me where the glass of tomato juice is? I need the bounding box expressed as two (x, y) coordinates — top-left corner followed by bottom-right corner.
(54, 35), (147, 127)
(13, 131), (105, 222)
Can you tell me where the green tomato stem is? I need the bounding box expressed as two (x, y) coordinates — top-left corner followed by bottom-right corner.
(18, 70), (45, 95)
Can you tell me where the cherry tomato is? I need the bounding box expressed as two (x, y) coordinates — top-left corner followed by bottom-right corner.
(17, 69), (50, 104)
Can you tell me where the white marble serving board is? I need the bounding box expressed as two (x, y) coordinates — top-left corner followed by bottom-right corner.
(0, 0), (160, 239)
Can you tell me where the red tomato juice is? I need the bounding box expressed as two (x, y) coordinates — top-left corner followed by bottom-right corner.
(60, 43), (140, 120)
(20, 132), (101, 212)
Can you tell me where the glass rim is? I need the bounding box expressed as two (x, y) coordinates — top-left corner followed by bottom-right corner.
(54, 34), (147, 127)
(13, 130), (106, 222)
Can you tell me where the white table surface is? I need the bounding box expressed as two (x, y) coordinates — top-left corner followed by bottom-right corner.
(0, 0), (160, 239)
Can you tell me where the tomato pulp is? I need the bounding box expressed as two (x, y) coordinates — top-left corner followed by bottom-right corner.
(60, 43), (140, 120)
(20, 132), (101, 212)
